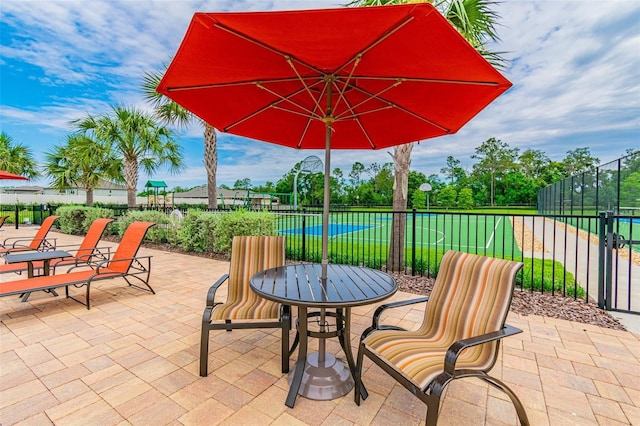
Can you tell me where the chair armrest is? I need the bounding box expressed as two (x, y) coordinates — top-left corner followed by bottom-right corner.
(361, 296), (430, 339)
(206, 274), (229, 307)
(444, 324), (522, 375)
(6, 237), (57, 251)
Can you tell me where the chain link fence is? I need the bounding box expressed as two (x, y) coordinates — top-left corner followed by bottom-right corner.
(538, 152), (640, 216)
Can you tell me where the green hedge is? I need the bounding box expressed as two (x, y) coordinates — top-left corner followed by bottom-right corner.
(55, 206), (114, 235)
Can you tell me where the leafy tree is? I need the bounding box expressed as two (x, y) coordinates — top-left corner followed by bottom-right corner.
(411, 188), (426, 208)
(0, 132), (39, 179)
(142, 69), (219, 209)
(44, 134), (122, 206)
(440, 156), (462, 184)
(73, 106), (184, 208)
(457, 187), (474, 209)
(562, 147), (599, 176)
(519, 149), (550, 181)
(233, 178), (252, 190)
(471, 137), (518, 206)
(439, 186), (457, 210)
(348, 162), (366, 187)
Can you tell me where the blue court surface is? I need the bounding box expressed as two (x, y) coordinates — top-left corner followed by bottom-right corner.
(618, 218), (640, 225)
(280, 223), (373, 237)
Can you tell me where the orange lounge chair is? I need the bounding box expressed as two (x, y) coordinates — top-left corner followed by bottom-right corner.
(0, 218), (113, 276)
(0, 215), (9, 231)
(0, 215), (60, 256)
(0, 221), (155, 309)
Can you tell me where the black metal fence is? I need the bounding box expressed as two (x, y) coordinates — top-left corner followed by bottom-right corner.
(275, 209), (638, 313)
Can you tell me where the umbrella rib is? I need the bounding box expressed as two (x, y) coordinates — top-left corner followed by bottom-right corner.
(257, 83), (322, 120)
(340, 96), (378, 149)
(354, 76), (501, 87)
(346, 84), (451, 133)
(286, 57), (327, 119)
(296, 118), (313, 149)
(166, 76), (316, 92)
(224, 81), (324, 132)
(333, 78), (402, 120)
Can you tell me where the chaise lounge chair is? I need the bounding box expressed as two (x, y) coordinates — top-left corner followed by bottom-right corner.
(0, 215), (60, 256)
(0, 221), (155, 309)
(0, 218), (113, 276)
(200, 235), (291, 377)
(0, 215), (9, 231)
(354, 250), (529, 426)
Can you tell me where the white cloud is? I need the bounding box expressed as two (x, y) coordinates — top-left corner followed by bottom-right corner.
(1, 0), (638, 190)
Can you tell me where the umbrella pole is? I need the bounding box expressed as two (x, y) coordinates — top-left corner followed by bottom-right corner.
(319, 118), (332, 366)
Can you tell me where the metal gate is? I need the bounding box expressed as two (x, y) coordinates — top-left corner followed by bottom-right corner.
(599, 212), (640, 314)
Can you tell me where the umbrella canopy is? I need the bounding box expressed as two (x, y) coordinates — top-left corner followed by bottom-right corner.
(158, 3), (512, 270)
(0, 171), (28, 181)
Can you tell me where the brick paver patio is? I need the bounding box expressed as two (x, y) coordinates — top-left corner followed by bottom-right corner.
(1, 226), (639, 425)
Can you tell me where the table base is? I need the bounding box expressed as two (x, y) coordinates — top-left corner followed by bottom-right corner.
(288, 352), (354, 401)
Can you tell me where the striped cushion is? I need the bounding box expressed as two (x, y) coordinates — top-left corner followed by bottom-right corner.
(362, 251), (522, 390)
(210, 236), (285, 321)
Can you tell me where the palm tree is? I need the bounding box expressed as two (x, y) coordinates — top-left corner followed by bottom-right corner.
(142, 69), (219, 210)
(72, 106), (184, 208)
(0, 132), (39, 179)
(349, 0), (507, 271)
(44, 134), (123, 206)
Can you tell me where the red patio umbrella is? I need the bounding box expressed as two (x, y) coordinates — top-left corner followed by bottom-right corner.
(158, 2), (511, 403)
(0, 170), (28, 181)
(158, 3), (511, 271)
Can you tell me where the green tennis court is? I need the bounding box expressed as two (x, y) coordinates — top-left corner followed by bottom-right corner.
(276, 212), (522, 257)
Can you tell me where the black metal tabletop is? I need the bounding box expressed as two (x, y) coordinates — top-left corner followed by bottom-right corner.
(250, 263), (398, 308)
(4, 250), (72, 264)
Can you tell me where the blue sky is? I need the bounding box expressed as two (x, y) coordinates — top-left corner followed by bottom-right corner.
(1, 0), (639, 191)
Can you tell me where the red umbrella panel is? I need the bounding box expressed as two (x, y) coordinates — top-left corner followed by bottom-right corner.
(0, 171), (28, 180)
(158, 3), (512, 271)
(158, 3), (511, 150)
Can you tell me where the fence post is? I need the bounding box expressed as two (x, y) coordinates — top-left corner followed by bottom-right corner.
(301, 208), (307, 262)
(411, 208), (416, 276)
(597, 211), (606, 309)
(604, 211), (614, 311)
(14, 205), (19, 229)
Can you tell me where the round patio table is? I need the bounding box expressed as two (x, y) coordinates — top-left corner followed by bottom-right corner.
(250, 263), (397, 408)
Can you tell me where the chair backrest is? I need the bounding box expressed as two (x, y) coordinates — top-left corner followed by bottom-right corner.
(226, 236), (285, 305)
(75, 218), (114, 259)
(0, 215), (9, 229)
(419, 251), (522, 366)
(29, 215), (60, 249)
(108, 222), (155, 273)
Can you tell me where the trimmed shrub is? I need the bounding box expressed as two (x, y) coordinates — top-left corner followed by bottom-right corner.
(213, 209), (277, 253)
(178, 210), (219, 252)
(116, 210), (170, 243)
(56, 205), (114, 235)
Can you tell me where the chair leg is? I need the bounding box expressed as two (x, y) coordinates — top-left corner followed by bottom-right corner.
(354, 342), (366, 405)
(281, 306), (290, 373)
(200, 307), (213, 377)
(483, 376), (530, 426)
(425, 394), (441, 426)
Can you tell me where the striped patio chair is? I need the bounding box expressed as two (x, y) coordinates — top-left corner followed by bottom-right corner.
(0, 215), (60, 256)
(200, 236), (291, 377)
(354, 250), (529, 426)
